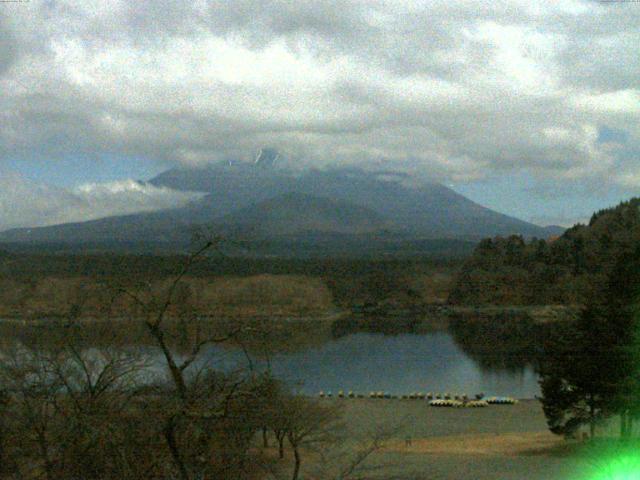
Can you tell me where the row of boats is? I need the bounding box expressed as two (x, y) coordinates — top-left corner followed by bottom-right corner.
(317, 390), (518, 406)
(428, 397), (518, 407)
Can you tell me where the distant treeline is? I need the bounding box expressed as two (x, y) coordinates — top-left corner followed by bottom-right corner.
(0, 249), (463, 318)
(450, 198), (640, 306)
(0, 249), (464, 279)
(0, 236), (477, 259)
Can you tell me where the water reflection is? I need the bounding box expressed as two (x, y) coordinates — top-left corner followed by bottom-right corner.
(192, 332), (540, 398)
(0, 317), (543, 399)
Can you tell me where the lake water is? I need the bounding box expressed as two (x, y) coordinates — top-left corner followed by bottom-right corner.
(193, 332), (540, 399)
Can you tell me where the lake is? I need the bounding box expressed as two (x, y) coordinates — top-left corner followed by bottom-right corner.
(192, 332), (540, 399)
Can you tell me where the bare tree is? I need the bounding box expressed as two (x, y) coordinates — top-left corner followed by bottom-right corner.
(0, 343), (62, 480)
(312, 422), (400, 480)
(259, 394), (394, 480)
(0, 332), (154, 480)
(0, 236), (395, 480)
(283, 397), (342, 480)
(111, 238), (262, 480)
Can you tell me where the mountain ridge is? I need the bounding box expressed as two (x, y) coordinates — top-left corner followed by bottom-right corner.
(0, 161), (564, 254)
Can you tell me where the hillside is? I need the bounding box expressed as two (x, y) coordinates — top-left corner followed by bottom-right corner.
(217, 192), (388, 237)
(449, 198), (640, 306)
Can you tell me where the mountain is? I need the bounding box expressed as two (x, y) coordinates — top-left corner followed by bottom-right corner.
(149, 161), (562, 238)
(217, 192), (388, 237)
(0, 160), (563, 255)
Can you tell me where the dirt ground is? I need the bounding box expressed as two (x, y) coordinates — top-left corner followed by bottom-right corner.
(318, 399), (589, 480)
(385, 431), (563, 456)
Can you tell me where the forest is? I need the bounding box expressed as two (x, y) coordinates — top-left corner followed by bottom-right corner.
(447, 198), (640, 440)
(450, 198), (640, 306)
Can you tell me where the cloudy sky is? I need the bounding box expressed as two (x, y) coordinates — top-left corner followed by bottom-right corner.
(0, 0), (638, 231)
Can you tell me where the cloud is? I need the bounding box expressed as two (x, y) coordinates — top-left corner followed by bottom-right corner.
(0, 14), (18, 76)
(0, 172), (202, 232)
(0, 0), (638, 191)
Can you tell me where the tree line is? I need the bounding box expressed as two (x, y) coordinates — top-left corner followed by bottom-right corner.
(450, 198), (640, 306)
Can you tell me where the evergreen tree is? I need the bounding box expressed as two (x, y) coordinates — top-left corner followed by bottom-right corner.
(600, 247), (640, 439)
(538, 316), (611, 438)
(538, 245), (640, 438)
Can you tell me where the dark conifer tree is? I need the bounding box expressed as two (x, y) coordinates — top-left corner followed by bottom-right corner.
(538, 245), (640, 438)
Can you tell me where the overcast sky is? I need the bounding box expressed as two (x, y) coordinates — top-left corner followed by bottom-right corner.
(0, 0), (638, 231)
